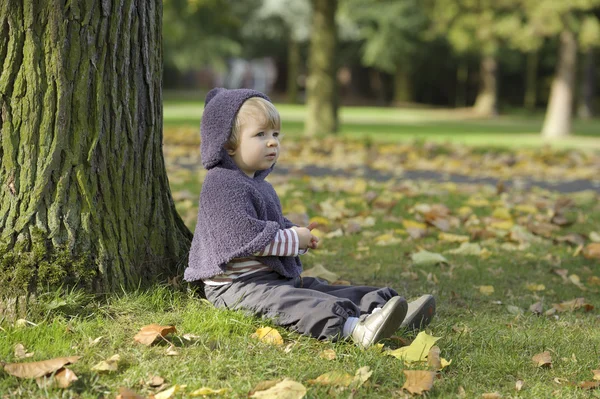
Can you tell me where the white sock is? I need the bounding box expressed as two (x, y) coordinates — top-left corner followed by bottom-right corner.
(343, 317), (360, 337)
(371, 307), (382, 314)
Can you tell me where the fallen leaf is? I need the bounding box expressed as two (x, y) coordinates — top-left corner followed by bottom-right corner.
(91, 354), (120, 372)
(438, 233), (470, 243)
(350, 366), (372, 390)
(583, 243), (600, 260)
(133, 324), (177, 346)
(89, 336), (103, 346)
(182, 333), (201, 341)
(593, 370), (600, 381)
(154, 385), (186, 399)
(552, 298), (593, 312)
(568, 274), (586, 290)
(479, 285), (495, 296)
(590, 232), (600, 243)
(319, 349), (336, 360)
(411, 250), (448, 266)
(14, 344), (34, 359)
(251, 327), (284, 346)
(556, 233), (586, 246)
(301, 264), (339, 283)
(481, 393), (502, 399)
(515, 379), (524, 391)
(307, 370), (353, 387)
(165, 345), (180, 356)
(580, 381), (600, 390)
(249, 378), (306, 399)
(525, 283), (545, 292)
(532, 351), (552, 368)
(189, 387), (229, 396)
(387, 331), (441, 362)
(402, 370), (435, 395)
(529, 302), (543, 314)
(4, 356), (81, 379)
(149, 376), (165, 387)
(116, 387), (146, 399)
(588, 276), (600, 286)
(36, 367), (78, 389)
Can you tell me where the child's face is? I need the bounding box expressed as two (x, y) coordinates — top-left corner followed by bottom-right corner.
(227, 115), (280, 177)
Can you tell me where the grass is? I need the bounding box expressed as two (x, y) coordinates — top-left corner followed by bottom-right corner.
(1, 99), (599, 398)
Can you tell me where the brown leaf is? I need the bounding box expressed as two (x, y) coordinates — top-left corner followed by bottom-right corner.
(307, 371), (353, 387)
(149, 376), (165, 387)
(402, 370), (435, 395)
(532, 351), (552, 368)
(36, 367), (78, 389)
(481, 393), (502, 399)
(14, 344), (34, 359)
(529, 302), (543, 315)
(133, 324), (177, 346)
(580, 381), (600, 390)
(427, 346), (442, 370)
(4, 356), (81, 379)
(515, 380), (524, 391)
(552, 298), (593, 313)
(116, 387), (147, 399)
(583, 243), (600, 260)
(555, 233), (586, 246)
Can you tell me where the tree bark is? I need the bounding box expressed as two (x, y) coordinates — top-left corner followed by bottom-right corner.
(524, 51), (538, 110)
(287, 37), (300, 104)
(304, 0), (338, 136)
(473, 55), (498, 116)
(542, 30), (578, 138)
(393, 65), (412, 105)
(577, 49), (595, 119)
(0, 0), (191, 295)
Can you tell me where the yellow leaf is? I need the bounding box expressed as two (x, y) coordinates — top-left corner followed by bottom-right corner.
(593, 370), (600, 381)
(466, 196), (490, 207)
(307, 371), (353, 387)
(490, 220), (514, 230)
(91, 354), (120, 372)
(438, 233), (470, 243)
(492, 207), (512, 220)
(532, 351), (552, 368)
(479, 285), (495, 296)
(249, 378), (306, 399)
(583, 243), (600, 260)
(457, 206), (473, 217)
(447, 242), (483, 256)
(402, 220), (428, 230)
(552, 298), (594, 312)
(310, 228), (324, 238)
(14, 344), (34, 359)
(387, 331), (441, 362)
(189, 387), (229, 396)
(411, 250), (448, 266)
(133, 324), (176, 346)
(309, 216), (330, 228)
(402, 370), (435, 395)
(482, 392), (502, 399)
(515, 204), (538, 214)
(590, 232), (600, 243)
(350, 366), (372, 390)
(251, 327), (284, 346)
(301, 264), (339, 283)
(155, 385), (187, 399)
(525, 283), (545, 292)
(319, 349), (336, 360)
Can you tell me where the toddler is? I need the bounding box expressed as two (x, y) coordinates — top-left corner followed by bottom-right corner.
(184, 88), (435, 348)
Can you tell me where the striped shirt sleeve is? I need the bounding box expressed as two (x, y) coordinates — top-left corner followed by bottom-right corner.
(254, 228), (300, 256)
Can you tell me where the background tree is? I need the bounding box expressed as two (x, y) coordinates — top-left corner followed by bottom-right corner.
(0, 0), (191, 296)
(305, 0), (339, 136)
(341, 0), (428, 105)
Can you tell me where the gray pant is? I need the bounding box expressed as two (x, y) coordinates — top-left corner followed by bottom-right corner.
(204, 271), (399, 340)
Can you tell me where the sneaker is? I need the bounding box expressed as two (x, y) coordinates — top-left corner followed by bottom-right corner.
(351, 296), (407, 348)
(400, 295), (436, 331)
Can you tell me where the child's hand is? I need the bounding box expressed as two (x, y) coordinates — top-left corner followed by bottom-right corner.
(292, 225), (320, 250)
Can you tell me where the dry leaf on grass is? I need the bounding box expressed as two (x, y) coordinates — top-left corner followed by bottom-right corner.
(116, 387), (147, 399)
(427, 346), (452, 371)
(350, 366), (372, 390)
(481, 392), (502, 398)
(14, 344), (34, 359)
(251, 327), (284, 346)
(91, 354), (120, 372)
(387, 331), (441, 363)
(35, 367), (78, 389)
(402, 370), (435, 395)
(479, 285), (495, 296)
(189, 387), (229, 396)
(593, 370), (600, 381)
(165, 345), (180, 356)
(532, 351), (552, 368)
(319, 349), (336, 360)
(307, 371), (353, 387)
(583, 243), (600, 260)
(579, 381), (600, 390)
(133, 324), (177, 346)
(4, 356), (81, 379)
(515, 380), (524, 391)
(148, 376), (165, 387)
(411, 250), (448, 266)
(249, 378), (306, 399)
(552, 298), (593, 313)
(154, 384), (186, 399)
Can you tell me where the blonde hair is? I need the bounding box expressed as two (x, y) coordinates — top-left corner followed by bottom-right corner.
(225, 97), (281, 152)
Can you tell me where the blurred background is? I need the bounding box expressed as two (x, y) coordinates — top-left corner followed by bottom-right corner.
(161, 0), (600, 142)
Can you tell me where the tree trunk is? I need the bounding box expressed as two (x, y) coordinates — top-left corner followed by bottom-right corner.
(455, 60), (468, 108)
(577, 49), (595, 119)
(0, 0), (192, 295)
(287, 37), (300, 104)
(542, 30), (577, 139)
(304, 0), (338, 136)
(524, 51), (538, 110)
(393, 65), (412, 105)
(473, 55), (498, 116)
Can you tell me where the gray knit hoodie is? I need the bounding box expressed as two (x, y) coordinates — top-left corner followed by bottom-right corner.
(183, 88), (302, 282)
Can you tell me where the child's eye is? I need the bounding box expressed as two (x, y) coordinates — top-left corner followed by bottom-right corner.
(273, 132), (280, 137)
(256, 132), (264, 137)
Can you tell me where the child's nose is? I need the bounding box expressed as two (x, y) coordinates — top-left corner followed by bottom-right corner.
(267, 138), (278, 147)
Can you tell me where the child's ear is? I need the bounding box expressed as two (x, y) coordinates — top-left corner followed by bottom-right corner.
(226, 147), (236, 156)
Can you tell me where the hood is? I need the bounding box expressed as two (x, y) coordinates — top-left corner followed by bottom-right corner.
(200, 88), (273, 179)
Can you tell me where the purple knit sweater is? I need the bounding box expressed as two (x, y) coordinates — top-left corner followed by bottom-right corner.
(183, 88), (302, 282)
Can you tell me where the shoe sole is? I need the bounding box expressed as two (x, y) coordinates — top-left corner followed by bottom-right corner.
(371, 296), (408, 344)
(400, 295), (436, 330)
